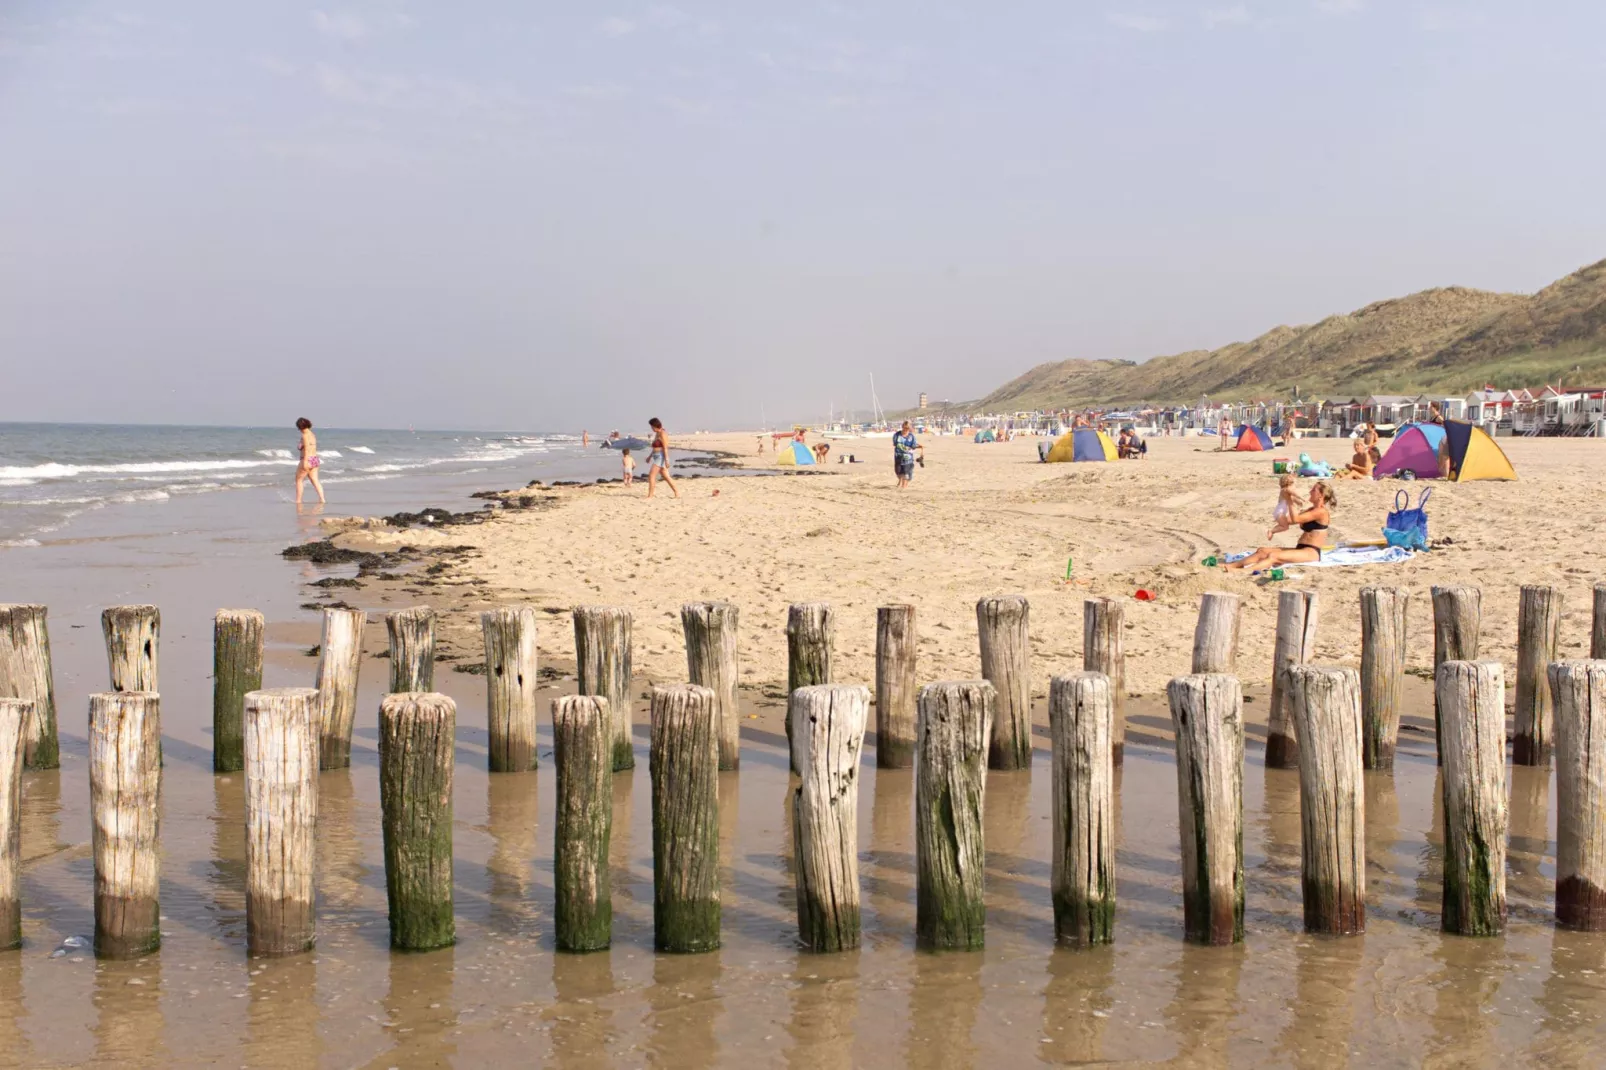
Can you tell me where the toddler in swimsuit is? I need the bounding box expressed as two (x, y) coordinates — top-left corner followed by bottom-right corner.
(621, 448), (635, 486)
(1268, 473), (1300, 538)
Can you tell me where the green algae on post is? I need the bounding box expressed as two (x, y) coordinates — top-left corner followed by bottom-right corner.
(1436, 660), (1507, 936)
(0, 604), (59, 770)
(1286, 665), (1366, 935)
(212, 609), (264, 774)
(786, 602), (834, 776)
(1167, 673), (1244, 946)
(915, 680), (994, 951)
(553, 695), (613, 952)
(1049, 672), (1116, 947)
(380, 692), (457, 951)
(650, 684), (720, 953)
(681, 601), (742, 772)
(574, 605), (635, 772)
(874, 605), (918, 770)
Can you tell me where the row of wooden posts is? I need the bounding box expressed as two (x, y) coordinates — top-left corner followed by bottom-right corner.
(0, 582), (1604, 960)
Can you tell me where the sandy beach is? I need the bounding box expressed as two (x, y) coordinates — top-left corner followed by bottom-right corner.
(321, 431), (1597, 723)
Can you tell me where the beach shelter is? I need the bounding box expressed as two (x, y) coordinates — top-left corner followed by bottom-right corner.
(774, 441), (817, 467)
(973, 429), (996, 443)
(1044, 428), (1117, 462)
(1377, 421), (1515, 481)
(1233, 425), (1274, 451)
(1373, 423), (1445, 479)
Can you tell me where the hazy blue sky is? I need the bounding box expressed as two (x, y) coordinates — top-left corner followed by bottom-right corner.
(3, 1), (1604, 430)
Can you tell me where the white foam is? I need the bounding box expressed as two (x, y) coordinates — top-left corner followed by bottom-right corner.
(256, 448), (295, 459)
(0, 538), (40, 548)
(347, 445), (375, 454)
(0, 459), (295, 480)
(319, 450), (343, 458)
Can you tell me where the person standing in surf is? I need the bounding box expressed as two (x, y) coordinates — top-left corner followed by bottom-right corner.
(646, 417), (679, 499)
(295, 417), (326, 506)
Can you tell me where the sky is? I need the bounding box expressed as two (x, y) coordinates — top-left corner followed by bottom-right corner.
(2, 1), (1605, 431)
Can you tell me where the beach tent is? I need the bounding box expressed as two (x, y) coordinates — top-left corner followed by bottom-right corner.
(1233, 425), (1274, 451)
(1044, 428), (1117, 463)
(1375, 421), (1516, 481)
(775, 441), (817, 467)
(973, 429), (996, 443)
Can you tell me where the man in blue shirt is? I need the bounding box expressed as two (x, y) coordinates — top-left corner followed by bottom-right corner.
(893, 420), (922, 488)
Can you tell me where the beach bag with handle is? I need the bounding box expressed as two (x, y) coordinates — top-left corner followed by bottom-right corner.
(1384, 488), (1431, 550)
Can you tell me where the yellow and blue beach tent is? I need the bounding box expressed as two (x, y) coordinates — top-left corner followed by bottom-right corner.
(1044, 428), (1117, 462)
(775, 441), (816, 467)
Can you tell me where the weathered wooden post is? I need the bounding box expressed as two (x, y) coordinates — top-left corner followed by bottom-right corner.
(681, 601), (741, 771)
(1049, 672), (1115, 947)
(1436, 660), (1507, 936)
(1266, 590), (1318, 768)
(213, 609), (264, 774)
(1513, 585), (1562, 766)
(786, 603), (834, 774)
(101, 605), (159, 692)
(1549, 660), (1606, 931)
(790, 684), (869, 952)
(552, 695), (612, 952)
(1191, 593), (1240, 674)
(0, 604), (58, 770)
(1431, 586), (1481, 765)
(875, 605), (918, 769)
(386, 606), (435, 693)
(1285, 666), (1366, 935)
(1593, 584), (1606, 660)
(1359, 587), (1409, 769)
(315, 607), (365, 770)
(244, 688), (319, 956)
(1167, 673), (1244, 945)
(379, 692), (456, 951)
(977, 595), (1031, 772)
(482, 607), (539, 772)
(915, 680), (995, 950)
(1082, 598), (1125, 766)
(650, 684), (720, 953)
(89, 692), (161, 958)
(0, 698), (26, 950)
(574, 605), (634, 772)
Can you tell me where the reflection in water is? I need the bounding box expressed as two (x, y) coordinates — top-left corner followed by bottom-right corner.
(1425, 937), (1502, 1064)
(1364, 771), (1404, 909)
(93, 959), (167, 1066)
(1414, 772), (1447, 921)
(1041, 944), (1114, 1064)
(1277, 936), (1363, 1069)
(1506, 764), (1552, 906)
(983, 768), (1031, 863)
(317, 770), (369, 916)
(245, 955), (321, 1067)
(1535, 931), (1606, 1063)
(0, 957), (26, 1065)
(1258, 766), (1303, 917)
(549, 951), (619, 1068)
(1164, 944), (1244, 1066)
(784, 953), (860, 1070)
(378, 946), (459, 1068)
(907, 952), (982, 1069)
(486, 770), (541, 935)
(209, 775), (247, 942)
(867, 767), (914, 940)
(647, 953), (722, 1067)
(20, 767), (64, 864)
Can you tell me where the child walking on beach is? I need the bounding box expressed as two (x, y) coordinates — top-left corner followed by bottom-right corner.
(621, 448), (636, 486)
(1268, 473), (1300, 538)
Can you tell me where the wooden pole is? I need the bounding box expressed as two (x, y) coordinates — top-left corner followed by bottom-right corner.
(1359, 587), (1409, 770)
(875, 605), (918, 769)
(1593, 583), (1606, 660)
(915, 680), (995, 950)
(574, 605), (634, 772)
(315, 607), (365, 770)
(0, 604), (58, 770)
(681, 601), (741, 772)
(482, 607), (539, 772)
(786, 603), (834, 775)
(1436, 660), (1507, 936)
(1266, 590), (1319, 769)
(790, 684), (869, 952)
(379, 692), (456, 951)
(0, 698), (27, 951)
(89, 692), (161, 958)
(1513, 585), (1563, 766)
(1191, 593), (1241, 674)
(1049, 672), (1115, 947)
(1166, 673), (1244, 945)
(386, 606), (435, 693)
(213, 609), (264, 774)
(1549, 660), (1606, 930)
(101, 605), (159, 693)
(1082, 598), (1126, 766)
(649, 684), (720, 953)
(1285, 666), (1365, 935)
(1431, 586), (1481, 766)
(552, 695), (612, 952)
(977, 595), (1031, 772)
(245, 687), (319, 956)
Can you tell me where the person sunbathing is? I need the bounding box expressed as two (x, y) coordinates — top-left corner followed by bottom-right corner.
(1228, 482), (1334, 570)
(1336, 442), (1374, 480)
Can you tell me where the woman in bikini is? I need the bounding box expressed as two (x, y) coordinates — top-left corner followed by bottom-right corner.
(645, 417), (680, 499)
(295, 417), (326, 506)
(1227, 481), (1334, 571)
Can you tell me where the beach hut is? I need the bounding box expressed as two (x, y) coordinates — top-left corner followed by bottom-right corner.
(1233, 425), (1273, 451)
(1373, 421), (1516, 482)
(1044, 428), (1116, 463)
(774, 441), (817, 467)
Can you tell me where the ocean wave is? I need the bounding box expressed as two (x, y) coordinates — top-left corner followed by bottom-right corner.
(0, 458), (295, 480)
(0, 478), (38, 488)
(0, 538), (41, 548)
(256, 448), (295, 459)
(319, 450), (343, 458)
(347, 445), (375, 454)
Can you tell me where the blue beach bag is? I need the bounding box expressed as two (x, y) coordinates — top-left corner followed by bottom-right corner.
(1384, 489), (1431, 550)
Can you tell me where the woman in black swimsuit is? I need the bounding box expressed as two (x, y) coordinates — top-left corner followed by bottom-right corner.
(1227, 482), (1334, 571)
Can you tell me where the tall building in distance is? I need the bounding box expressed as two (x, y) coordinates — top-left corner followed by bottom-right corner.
(918, 392), (928, 410)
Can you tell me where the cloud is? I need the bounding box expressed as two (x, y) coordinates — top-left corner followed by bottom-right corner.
(1313, 0), (1364, 13)
(253, 54), (299, 77)
(563, 83), (630, 100)
(314, 62), (406, 105)
(311, 10), (369, 41)
(1203, 5), (1251, 26)
(599, 16), (636, 36)
(1106, 13), (1171, 32)
(1419, 8), (1485, 31)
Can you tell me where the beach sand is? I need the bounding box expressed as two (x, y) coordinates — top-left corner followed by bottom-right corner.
(320, 430), (1597, 730)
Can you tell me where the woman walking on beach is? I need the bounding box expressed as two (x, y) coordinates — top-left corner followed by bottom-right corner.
(893, 420), (921, 489)
(646, 417), (679, 499)
(295, 417), (325, 506)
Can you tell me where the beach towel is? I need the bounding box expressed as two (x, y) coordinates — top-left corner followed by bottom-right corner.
(1221, 546), (1415, 569)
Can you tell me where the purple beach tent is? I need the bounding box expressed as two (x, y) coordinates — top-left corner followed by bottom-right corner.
(1372, 423), (1446, 479)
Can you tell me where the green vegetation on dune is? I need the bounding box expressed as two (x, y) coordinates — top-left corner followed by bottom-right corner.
(967, 258), (1606, 411)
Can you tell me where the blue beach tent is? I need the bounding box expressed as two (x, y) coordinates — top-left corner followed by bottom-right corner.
(775, 441), (816, 466)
